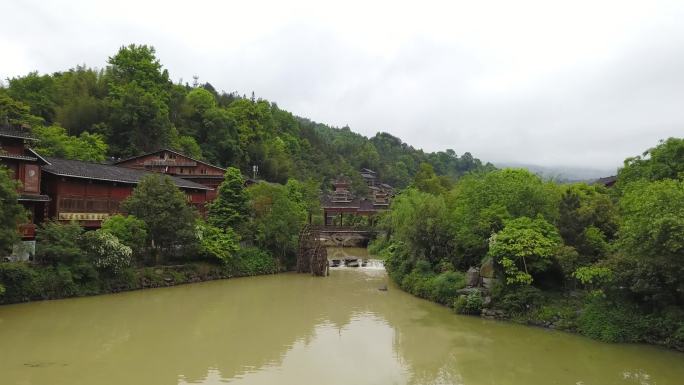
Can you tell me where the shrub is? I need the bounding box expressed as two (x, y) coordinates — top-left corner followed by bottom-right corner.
(0, 262), (37, 303)
(454, 291), (484, 315)
(528, 299), (581, 330)
(36, 265), (78, 299)
(497, 285), (544, 315)
(141, 267), (166, 286)
(429, 271), (466, 304)
(367, 237), (392, 259)
(454, 295), (467, 314)
(235, 247), (278, 275)
(465, 291), (484, 314)
(81, 230), (133, 275)
(101, 267), (138, 292)
(35, 221), (85, 265)
(101, 214), (148, 255)
(70, 262), (99, 283)
(577, 297), (649, 343)
(414, 260), (433, 274)
(69, 263), (100, 295)
(400, 269), (435, 299)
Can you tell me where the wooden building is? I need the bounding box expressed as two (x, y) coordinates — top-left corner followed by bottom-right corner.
(0, 126), (51, 241)
(42, 157), (213, 228)
(113, 149), (226, 200)
(322, 172), (394, 226)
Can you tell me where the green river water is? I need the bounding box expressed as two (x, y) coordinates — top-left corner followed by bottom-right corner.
(0, 247), (683, 385)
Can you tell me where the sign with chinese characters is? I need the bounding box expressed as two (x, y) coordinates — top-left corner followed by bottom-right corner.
(58, 212), (110, 221)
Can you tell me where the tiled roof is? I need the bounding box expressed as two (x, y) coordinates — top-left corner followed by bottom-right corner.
(43, 157), (212, 190)
(0, 151), (37, 161)
(0, 127), (37, 141)
(113, 148), (226, 172)
(322, 196), (361, 209)
(0, 148), (50, 164)
(594, 175), (617, 187)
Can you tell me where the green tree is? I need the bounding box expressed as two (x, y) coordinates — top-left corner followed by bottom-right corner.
(32, 125), (108, 162)
(449, 168), (560, 266)
(207, 167), (249, 232)
(107, 82), (172, 156)
(0, 167), (26, 254)
(617, 138), (684, 189)
(169, 127), (202, 159)
(7, 72), (56, 123)
(184, 88), (216, 117)
(105, 45), (172, 156)
(121, 174), (197, 259)
(247, 181), (307, 267)
(195, 106), (240, 166)
(412, 162), (451, 195)
(557, 183), (616, 260)
(52, 66), (108, 135)
(196, 221), (239, 265)
(107, 44), (170, 95)
(385, 188), (453, 265)
(487, 216), (563, 285)
(614, 179), (684, 305)
(0, 91), (43, 127)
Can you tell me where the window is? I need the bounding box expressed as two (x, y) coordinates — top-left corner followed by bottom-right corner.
(59, 197), (84, 211)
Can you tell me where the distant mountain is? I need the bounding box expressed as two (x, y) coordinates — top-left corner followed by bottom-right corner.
(494, 162), (616, 183)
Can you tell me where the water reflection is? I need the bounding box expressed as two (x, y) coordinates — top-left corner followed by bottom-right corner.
(0, 247), (682, 385)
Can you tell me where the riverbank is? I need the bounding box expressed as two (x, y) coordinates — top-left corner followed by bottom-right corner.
(0, 254), (278, 305)
(382, 256), (684, 352)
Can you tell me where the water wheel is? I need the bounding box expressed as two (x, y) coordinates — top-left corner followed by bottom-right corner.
(297, 225), (328, 276)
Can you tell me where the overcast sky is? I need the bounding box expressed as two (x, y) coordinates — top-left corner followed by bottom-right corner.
(2, 0), (683, 172)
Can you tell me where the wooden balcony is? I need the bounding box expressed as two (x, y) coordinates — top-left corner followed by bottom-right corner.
(143, 160), (197, 167)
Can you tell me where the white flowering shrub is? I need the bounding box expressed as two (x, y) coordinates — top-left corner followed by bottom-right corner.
(81, 230), (133, 275)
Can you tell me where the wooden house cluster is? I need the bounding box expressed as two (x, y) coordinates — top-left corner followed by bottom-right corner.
(322, 169), (394, 226)
(0, 125), (227, 258)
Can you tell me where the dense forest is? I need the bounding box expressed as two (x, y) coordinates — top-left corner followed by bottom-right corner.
(372, 137), (684, 350)
(0, 44), (492, 189)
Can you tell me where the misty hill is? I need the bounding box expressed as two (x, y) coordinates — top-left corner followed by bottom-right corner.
(494, 162), (616, 182)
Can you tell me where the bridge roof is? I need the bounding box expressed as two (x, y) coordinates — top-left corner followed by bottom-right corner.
(322, 197), (387, 213)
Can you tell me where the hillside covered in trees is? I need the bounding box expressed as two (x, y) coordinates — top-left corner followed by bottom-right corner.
(0, 44), (492, 188)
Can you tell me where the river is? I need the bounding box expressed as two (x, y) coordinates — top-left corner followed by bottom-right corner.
(0, 247), (682, 385)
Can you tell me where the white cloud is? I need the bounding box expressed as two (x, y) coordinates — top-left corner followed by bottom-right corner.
(2, 0), (683, 171)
